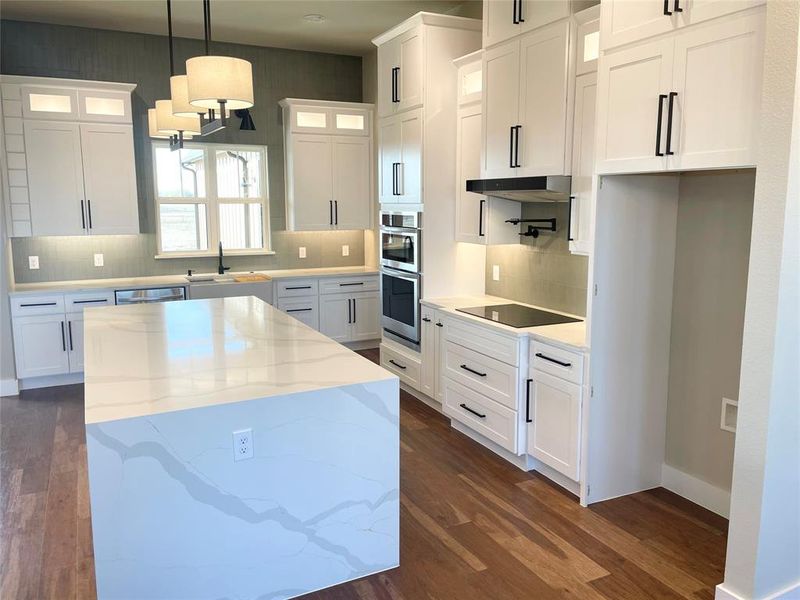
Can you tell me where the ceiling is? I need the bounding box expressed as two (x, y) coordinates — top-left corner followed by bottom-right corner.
(0, 0), (483, 56)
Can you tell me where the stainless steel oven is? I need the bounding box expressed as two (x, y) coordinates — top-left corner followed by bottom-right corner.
(381, 267), (420, 349)
(380, 211), (421, 273)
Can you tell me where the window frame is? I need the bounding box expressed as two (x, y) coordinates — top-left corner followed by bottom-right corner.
(152, 140), (272, 258)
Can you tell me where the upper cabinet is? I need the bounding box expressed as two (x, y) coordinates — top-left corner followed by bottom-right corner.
(281, 99), (374, 231)
(377, 27), (424, 117)
(600, 0), (764, 51)
(2, 76), (139, 238)
(483, 0), (571, 49)
(481, 19), (573, 179)
(378, 109), (423, 205)
(596, 8), (765, 174)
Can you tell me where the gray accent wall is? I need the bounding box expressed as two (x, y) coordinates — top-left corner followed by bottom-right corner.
(485, 202), (589, 316)
(0, 20), (367, 283)
(665, 170), (755, 492)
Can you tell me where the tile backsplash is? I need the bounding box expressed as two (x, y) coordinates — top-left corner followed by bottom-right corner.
(485, 202), (589, 317)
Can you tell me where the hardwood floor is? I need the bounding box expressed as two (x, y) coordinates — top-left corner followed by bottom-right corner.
(0, 348), (728, 600)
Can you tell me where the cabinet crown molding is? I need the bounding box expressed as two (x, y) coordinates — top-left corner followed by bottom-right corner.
(0, 74), (136, 94)
(371, 11), (481, 46)
(278, 98), (374, 110)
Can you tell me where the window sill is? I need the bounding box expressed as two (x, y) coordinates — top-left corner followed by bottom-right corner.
(154, 250), (276, 259)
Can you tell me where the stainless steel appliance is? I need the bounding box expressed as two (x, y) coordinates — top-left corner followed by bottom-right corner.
(115, 286), (186, 305)
(380, 210), (421, 273)
(466, 175), (571, 202)
(381, 267), (420, 349)
(456, 303), (581, 328)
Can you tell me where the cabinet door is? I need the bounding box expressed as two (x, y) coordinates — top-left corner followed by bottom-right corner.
(420, 307), (436, 397)
(595, 38), (674, 175)
(517, 21), (570, 176)
(12, 314), (70, 379)
(569, 72), (597, 256)
(527, 371), (581, 481)
(667, 10), (764, 171)
(277, 296), (319, 331)
(66, 314), (84, 373)
(455, 103), (486, 244)
(378, 117), (401, 204)
(483, 0), (519, 49)
(377, 36), (401, 118)
(398, 27), (424, 113)
(682, 0), (765, 29)
(519, 0), (571, 35)
(434, 313), (445, 403)
(332, 136), (371, 229)
(79, 123), (139, 235)
(351, 293), (381, 341)
(24, 120), (86, 236)
(288, 134), (334, 230)
(600, 0), (678, 51)
(319, 295), (352, 342)
(482, 40), (520, 178)
(398, 109), (423, 204)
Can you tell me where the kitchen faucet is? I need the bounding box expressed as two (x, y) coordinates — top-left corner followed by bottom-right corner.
(218, 242), (230, 275)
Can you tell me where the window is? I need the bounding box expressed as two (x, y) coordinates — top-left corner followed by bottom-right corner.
(153, 142), (269, 256)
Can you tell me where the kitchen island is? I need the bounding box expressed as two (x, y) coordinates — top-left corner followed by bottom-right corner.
(83, 296), (399, 600)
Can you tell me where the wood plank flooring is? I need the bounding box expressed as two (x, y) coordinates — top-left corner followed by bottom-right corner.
(0, 348), (728, 599)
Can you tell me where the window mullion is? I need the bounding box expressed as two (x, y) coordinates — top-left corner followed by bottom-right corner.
(206, 146), (220, 250)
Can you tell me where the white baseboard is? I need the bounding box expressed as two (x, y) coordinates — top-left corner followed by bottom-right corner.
(0, 378), (19, 397)
(662, 463), (731, 518)
(716, 581), (800, 600)
(19, 372), (83, 390)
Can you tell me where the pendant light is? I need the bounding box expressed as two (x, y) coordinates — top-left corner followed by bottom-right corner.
(185, 0), (254, 134)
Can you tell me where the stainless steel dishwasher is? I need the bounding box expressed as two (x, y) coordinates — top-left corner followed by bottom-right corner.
(114, 286), (187, 305)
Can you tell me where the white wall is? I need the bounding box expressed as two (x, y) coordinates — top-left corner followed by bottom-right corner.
(718, 1), (800, 598)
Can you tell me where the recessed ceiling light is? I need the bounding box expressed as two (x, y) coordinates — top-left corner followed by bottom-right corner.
(303, 14), (326, 23)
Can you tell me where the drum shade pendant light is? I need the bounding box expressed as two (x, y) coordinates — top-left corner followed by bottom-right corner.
(149, 108), (191, 140)
(185, 0), (254, 134)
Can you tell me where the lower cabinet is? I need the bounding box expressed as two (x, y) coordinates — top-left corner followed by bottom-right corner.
(419, 306), (445, 400)
(380, 342), (422, 390)
(66, 313), (85, 372)
(276, 296), (319, 330)
(11, 314), (71, 378)
(319, 291), (380, 342)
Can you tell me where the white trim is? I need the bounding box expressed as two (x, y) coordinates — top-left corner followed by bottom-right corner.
(716, 581), (800, 600)
(0, 74), (136, 93)
(0, 378), (19, 397)
(19, 372), (83, 390)
(154, 250), (276, 260)
(662, 463), (731, 518)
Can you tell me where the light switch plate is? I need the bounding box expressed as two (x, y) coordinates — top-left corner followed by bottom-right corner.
(94, 253), (104, 267)
(28, 256), (39, 270)
(342, 245), (349, 257)
(299, 246), (307, 259)
(492, 265), (500, 281)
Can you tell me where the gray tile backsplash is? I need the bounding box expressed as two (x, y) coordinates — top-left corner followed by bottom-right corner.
(485, 202), (589, 316)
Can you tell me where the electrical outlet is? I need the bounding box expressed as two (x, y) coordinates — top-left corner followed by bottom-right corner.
(342, 244), (349, 257)
(492, 265), (500, 281)
(232, 428), (254, 462)
(28, 256), (39, 270)
(298, 246), (307, 259)
(94, 253), (104, 267)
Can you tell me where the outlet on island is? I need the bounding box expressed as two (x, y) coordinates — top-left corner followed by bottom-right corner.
(232, 428), (254, 462)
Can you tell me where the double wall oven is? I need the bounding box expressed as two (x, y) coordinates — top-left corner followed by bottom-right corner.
(380, 211), (421, 349)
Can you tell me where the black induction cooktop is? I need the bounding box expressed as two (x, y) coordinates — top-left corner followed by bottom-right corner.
(456, 303), (581, 328)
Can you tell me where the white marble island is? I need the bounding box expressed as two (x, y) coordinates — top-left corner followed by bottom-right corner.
(84, 296), (399, 600)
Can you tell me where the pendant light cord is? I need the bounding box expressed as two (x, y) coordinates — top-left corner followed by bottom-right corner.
(167, 0), (174, 76)
(203, 0), (211, 55)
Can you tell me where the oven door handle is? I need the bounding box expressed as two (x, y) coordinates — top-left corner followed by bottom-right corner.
(380, 267), (420, 284)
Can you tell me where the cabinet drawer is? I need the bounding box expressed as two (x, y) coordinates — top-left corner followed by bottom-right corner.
(380, 344), (421, 391)
(65, 290), (115, 313)
(530, 341), (584, 384)
(11, 294), (65, 317)
(319, 275), (379, 295)
(275, 278), (319, 298)
(443, 378), (518, 454)
(444, 341), (519, 410)
(444, 315), (521, 366)
(277, 296), (319, 331)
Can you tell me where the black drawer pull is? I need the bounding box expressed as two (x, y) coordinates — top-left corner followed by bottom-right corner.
(435, 322), (444, 328)
(460, 403), (486, 419)
(285, 285), (312, 290)
(666, 91), (677, 156)
(339, 282), (364, 287)
(60, 321), (66, 352)
(68, 320), (74, 351)
(388, 359), (406, 370)
(535, 352), (572, 368)
(460, 364), (487, 377)
(663, 0), (672, 15)
(656, 94), (667, 156)
(286, 308), (312, 313)
(21, 302), (57, 307)
(422, 317), (431, 322)
(73, 299), (109, 304)
(525, 378), (533, 423)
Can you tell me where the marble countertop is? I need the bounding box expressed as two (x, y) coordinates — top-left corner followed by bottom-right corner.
(9, 265), (379, 296)
(421, 294), (588, 351)
(83, 296), (394, 424)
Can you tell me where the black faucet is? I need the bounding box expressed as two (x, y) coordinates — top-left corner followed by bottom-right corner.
(218, 242), (230, 275)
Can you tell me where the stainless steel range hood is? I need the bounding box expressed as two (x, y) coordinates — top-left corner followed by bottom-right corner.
(466, 176), (571, 202)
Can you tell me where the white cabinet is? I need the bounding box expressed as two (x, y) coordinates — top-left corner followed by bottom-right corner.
(11, 314), (70, 379)
(351, 293), (381, 341)
(483, 0), (570, 49)
(420, 307), (446, 400)
(66, 313), (85, 373)
(568, 72), (597, 256)
(377, 26), (424, 117)
(276, 296), (319, 330)
(281, 99), (374, 231)
(596, 9), (765, 174)
(319, 291), (380, 343)
(378, 109), (422, 205)
(481, 20), (572, 179)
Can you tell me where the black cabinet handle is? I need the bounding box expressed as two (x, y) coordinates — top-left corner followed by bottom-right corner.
(389, 359), (406, 370)
(460, 364), (487, 377)
(512, 0), (519, 24)
(392, 162), (402, 196)
(80, 200), (86, 230)
(352, 298), (357, 323)
(68, 320), (74, 351)
(60, 321), (66, 352)
(674, 0), (683, 12)
(656, 94), (667, 156)
(509, 126), (516, 168)
(73, 298), (109, 304)
(567, 195), (575, 242)
(663, 0), (672, 15)
(391, 67), (400, 103)
(422, 317), (432, 322)
(517, 0), (524, 23)
(334, 200), (338, 225)
(666, 92), (678, 156)
(87, 199), (93, 229)
(435, 321), (444, 328)
(478, 199), (486, 237)
(21, 302), (57, 307)
(460, 403), (486, 419)
(525, 378), (533, 423)
(347, 298), (352, 324)
(286, 308), (312, 313)
(339, 282), (364, 287)
(285, 285), (312, 290)
(535, 352), (572, 368)
(329, 200), (333, 225)
(513, 125), (522, 167)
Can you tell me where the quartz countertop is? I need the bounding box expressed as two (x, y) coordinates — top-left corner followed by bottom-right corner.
(83, 296), (394, 424)
(421, 295), (588, 351)
(10, 265), (379, 296)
